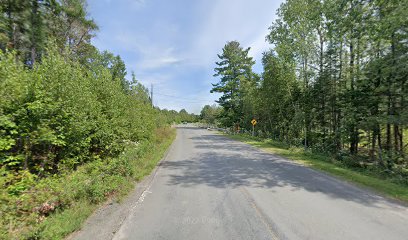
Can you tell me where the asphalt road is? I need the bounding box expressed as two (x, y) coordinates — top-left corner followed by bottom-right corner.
(112, 125), (408, 240)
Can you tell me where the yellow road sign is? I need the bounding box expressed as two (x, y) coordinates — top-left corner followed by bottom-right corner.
(251, 119), (257, 126)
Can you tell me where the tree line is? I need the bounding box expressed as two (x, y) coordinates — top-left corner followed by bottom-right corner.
(0, 0), (193, 185)
(210, 0), (407, 170)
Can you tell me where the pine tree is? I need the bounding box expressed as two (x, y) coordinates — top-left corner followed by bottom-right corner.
(211, 41), (255, 128)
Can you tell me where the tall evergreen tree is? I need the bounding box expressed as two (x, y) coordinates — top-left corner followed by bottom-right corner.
(211, 41), (255, 128)
(211, 0), (407, 167)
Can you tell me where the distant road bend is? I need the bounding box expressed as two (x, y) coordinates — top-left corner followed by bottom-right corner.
(111, 125), (407, 239)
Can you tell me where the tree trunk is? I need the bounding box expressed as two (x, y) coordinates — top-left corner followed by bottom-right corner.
(304, 57), (310, 150)
(349, 41), (358, 154)
(377, 129), (384, 167)
(30, 0), (39, 65)
(386, 33), (396, 159)
(335, 40), (343, 151)
(370, 129), (376, 161)
(394, 125), (399, 152)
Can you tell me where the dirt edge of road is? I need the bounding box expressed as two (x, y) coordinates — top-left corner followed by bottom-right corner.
(67, 138), (176, 240)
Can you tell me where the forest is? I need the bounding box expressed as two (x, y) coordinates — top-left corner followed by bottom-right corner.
(0, 0), (195, 239)
(210, 0), (407, 176)
(1, 0), (407, 238)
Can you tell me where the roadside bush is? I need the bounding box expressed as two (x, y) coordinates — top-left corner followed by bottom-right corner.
(0, 127), (175, 239)
(0, 47), (156, 176)
(0, 47), (179, 239)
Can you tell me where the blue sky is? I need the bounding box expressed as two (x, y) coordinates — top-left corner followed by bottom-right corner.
(87, 0), (283, 114)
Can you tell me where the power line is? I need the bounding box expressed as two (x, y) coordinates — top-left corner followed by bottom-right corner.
(156, 97), (207, 104)
(154, 92), (213, 102)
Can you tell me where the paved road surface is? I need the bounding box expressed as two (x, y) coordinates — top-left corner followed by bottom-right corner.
(113, 126), (408, 240)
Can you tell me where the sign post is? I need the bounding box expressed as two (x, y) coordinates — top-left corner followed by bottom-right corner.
(251, 119), (257, 136)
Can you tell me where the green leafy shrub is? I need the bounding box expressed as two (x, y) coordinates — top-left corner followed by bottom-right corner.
(0, 46), (180, 239)
(0, 127), (175, 239)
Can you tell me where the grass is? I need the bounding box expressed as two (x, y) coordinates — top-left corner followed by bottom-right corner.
(225, 134), (408, 204)
(32, 201), (97, 240)
(1, 127), (176, 240)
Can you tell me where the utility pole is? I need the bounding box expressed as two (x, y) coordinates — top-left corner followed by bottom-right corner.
(150, 84), (153, 107)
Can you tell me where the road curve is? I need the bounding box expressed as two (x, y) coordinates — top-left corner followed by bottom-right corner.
(113, 126), (408, 240)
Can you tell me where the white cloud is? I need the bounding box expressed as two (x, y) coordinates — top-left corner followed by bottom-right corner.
(88, 0), (283, 113)
(114, 33), (184, 71)
(100, 0), (146, 9)
(137, 48), (184, 70)
(248, 29), (270, 59)
(135, 72), (173, 90)
(189, 0), (281, 68)
(147, 0), (282, 112)
(140, 56), (183, 69)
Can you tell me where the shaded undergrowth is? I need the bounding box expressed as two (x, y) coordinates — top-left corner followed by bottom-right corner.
(0, 127), (176, 240)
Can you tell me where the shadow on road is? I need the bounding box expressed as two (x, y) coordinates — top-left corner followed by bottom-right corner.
(175, 126), (205, 130)
(160, 132), (392, 208)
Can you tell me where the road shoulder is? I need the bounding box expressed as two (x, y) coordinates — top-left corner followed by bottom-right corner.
(67, 136), (176, 240)
(222, 132), (408, 206)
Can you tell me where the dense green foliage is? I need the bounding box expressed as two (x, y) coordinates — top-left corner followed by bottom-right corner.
(1, 126), (175, 239)
(0, 0), (98, 65)
(0, 1), (190, 238)
(211, 0), (407, 173)
(210, 41), (256, 128)
(200, 104), (222, 126)
(0, 47), (156, 177)
(157, 108), (198, 125)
